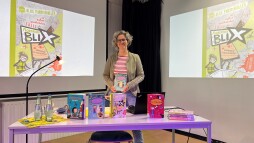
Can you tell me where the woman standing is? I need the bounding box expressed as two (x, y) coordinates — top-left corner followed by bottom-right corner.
(103, 30), (145, 143)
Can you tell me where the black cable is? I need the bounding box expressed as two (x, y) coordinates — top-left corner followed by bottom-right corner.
(186, 128), (208, 143)
(187, 128), (191, 143)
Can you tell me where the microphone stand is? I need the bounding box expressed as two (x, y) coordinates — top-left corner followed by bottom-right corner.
(25, 56), (60, 143)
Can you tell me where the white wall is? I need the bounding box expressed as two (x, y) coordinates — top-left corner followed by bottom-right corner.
(161, 0), (254, 143)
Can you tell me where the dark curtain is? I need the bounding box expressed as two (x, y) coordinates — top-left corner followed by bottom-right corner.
(122, 0), (162, 92)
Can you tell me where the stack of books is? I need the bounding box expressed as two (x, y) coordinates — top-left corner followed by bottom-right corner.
(167, 109), (194, 121)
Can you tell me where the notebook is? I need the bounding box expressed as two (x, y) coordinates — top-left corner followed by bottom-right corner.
(127, 92), (165, 114)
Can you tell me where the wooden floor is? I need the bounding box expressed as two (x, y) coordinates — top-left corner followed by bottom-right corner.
(42, 130), (206, 143)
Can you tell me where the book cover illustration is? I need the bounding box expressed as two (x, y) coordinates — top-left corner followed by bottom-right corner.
(88, 93), (105, 119)
(147, 94), (165, 118)
(114, 74), (127, 92)
(110, 93), (126, 118)
(67, 94), (85, 119)
(13, 0), (63, 77)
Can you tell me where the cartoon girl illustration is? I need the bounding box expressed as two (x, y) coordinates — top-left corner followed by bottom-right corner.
(205, 54), (218, 75)
(114, 100), (126, 118)
(150, 107), (155, 118)
(14, 52), (30, 73)
(79, 101), (84, 118)
(66, 105), (71, 118)
(97, 105), (104, 118)
(93, 105), (97, 113)
(72, 107), (78, 117)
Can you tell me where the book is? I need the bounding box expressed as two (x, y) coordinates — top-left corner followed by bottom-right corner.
(168, 116), (194, 121)
(167, 108), (194, 121)
(147, 93), (164, 118)
(168, 114), (194, 121)
(114, 74), (127, 92)
(67, 93), (86, 119)
(110, 93), (127, 118)
(88, 93), (105, 119)
(168, 109), (194, 115)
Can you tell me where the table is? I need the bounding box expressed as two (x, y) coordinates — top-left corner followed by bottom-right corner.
(9, 112), (212, 143)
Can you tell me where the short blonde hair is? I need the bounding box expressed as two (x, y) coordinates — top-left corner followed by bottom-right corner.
(112, 30), (133, 49)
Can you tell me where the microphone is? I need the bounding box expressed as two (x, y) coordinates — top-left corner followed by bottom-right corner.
(56, 55), (61, 61)
(25, 55), (60, 143)
(25, 55), (61, 116)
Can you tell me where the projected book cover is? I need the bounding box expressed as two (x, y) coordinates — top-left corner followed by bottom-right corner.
(0, 0), (95, 77)
(205, 0), (254, 78)
(10, 0), (63, 77)
(170, 0), (254, 78)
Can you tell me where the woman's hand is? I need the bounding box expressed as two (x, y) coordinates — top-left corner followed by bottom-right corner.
(104, 95), (110, 100)
(110, 86), (116, 93)
(122, 85), (129, 93)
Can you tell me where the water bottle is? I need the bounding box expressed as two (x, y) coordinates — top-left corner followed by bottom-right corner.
(34, 94), (42, 121)
(45, 94), (53, 122)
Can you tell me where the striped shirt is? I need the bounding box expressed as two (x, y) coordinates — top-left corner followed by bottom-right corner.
(114, 56), (128, 74)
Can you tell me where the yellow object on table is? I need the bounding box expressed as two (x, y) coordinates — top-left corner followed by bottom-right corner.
(19, 114), (67, 128)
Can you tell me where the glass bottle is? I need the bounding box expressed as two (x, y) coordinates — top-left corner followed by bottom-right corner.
(34, 94), (42, 121)
(45, 94), (53, 122)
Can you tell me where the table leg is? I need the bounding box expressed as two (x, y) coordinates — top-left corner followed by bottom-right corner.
(207, 125), (212, 143)
(9, 129), (14, 143)
(172, 129), (175, 143)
